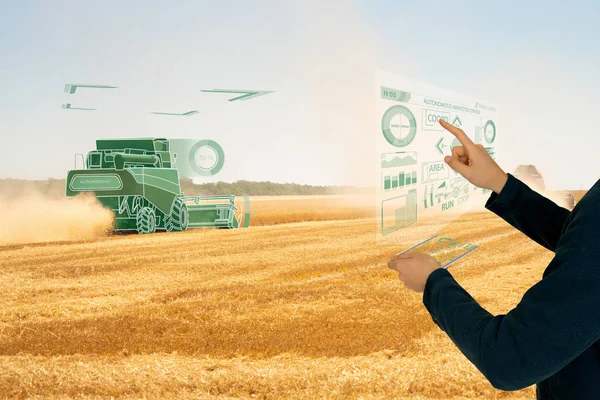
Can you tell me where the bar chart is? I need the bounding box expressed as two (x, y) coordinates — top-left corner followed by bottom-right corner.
(383, 170), (417, 190)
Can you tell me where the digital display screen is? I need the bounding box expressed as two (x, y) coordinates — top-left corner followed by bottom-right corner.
(396, 234), (478, 269)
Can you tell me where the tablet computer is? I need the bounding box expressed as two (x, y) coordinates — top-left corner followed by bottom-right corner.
(395, 234), (478, 269)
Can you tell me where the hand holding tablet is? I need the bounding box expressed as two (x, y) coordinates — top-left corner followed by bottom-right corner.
(396, 234), (478, 269)
(387, 235), (478, 292)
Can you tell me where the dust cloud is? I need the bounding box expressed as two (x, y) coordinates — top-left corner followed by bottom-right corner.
(0, 192), (114, 245)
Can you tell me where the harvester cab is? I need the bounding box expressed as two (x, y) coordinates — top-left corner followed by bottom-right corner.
(66, 138), (241, 233)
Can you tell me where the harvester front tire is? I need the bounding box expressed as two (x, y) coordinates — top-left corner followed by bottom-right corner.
(165, 197), (189, 232)
(136, 207), (156, 234)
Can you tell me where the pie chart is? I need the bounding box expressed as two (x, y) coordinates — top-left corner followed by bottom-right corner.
(381, 105), (417, 147)
(484, 120), (496, 144)
(188, 139), (225, 176)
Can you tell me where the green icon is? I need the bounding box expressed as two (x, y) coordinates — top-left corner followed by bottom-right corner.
(188, 140), (225, 176)
(62, 103), (96, 111)
(381, 189), (418, 235)
(380, 86), (411, 102)
(151, 110), (200, 117)
(381, 105), (417, 147)
(241, 194), (252, 228)
(381, 152), (417, 169)
(66, 138), (242, 233)
(423, 181), (449, 209)
(383, 170), (417, 191)
(435, 137), (445, 154)
(423, 183), (434, 208)
(381, 152), (418, 191)
(168, 139), (225, 178)
(200, 89), (273, 102)
(421, 161), (450, 184)
(484, 120), (496, 143)
(449, 176), (469, 198)
(64, 84), (118, 94)
(423, 176), (469, 210)
(452, 115), (462, 127)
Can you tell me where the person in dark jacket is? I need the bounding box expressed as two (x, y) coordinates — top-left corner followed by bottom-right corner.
(387, 119), (600, 399)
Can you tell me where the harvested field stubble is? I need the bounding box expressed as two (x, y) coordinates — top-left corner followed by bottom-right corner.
(0, 195), (557, 399)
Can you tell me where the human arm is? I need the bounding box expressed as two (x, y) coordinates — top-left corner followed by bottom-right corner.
(439, 119), (570, 252)
(485, 173), (571, 252)
(420, 207), (600, 390)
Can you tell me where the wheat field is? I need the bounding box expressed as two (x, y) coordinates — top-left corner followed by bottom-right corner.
(0, 194), (561, 399)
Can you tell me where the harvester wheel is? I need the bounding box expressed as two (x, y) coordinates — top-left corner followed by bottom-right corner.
(165, 197), (189, 232)
(136, 207), (156, 234)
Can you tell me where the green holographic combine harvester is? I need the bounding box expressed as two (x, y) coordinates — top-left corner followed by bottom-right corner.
(66, 138), (242, 233)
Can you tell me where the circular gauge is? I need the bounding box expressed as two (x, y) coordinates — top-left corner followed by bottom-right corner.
(484, 120), (496, 144)
(381, 105), (417, 147)
(188, 139), (225, 176)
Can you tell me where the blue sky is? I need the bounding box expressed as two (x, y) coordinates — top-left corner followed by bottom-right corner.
(1, 0), (599, 189)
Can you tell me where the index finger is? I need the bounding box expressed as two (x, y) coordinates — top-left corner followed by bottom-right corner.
(439, 119), (475, 148)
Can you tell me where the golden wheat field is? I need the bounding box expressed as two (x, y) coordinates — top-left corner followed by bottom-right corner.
(0, 193), (571, 399)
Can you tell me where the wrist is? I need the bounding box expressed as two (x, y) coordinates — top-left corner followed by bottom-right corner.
(491, 172), (508, 194)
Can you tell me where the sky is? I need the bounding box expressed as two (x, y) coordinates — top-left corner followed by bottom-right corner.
(1, 0), (599, 189)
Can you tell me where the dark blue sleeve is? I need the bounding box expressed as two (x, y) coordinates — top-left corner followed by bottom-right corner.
(485, 173), (571, 252)
(422, 199), (600, 390)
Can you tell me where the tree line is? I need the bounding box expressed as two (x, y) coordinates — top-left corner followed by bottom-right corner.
(0, 178), (371, 198)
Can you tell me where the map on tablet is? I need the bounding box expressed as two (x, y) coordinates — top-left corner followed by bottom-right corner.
(396, 235), (478, 269)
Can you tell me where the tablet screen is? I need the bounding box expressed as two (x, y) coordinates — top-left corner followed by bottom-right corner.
(396, 234), (478, 269)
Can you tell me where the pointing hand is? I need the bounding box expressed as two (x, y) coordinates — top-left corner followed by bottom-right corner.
(439, 119), (508, 194)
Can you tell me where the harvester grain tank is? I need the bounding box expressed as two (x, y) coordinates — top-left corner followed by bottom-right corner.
(513, 164), (575, 209)
(66, 138), (242, 233)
